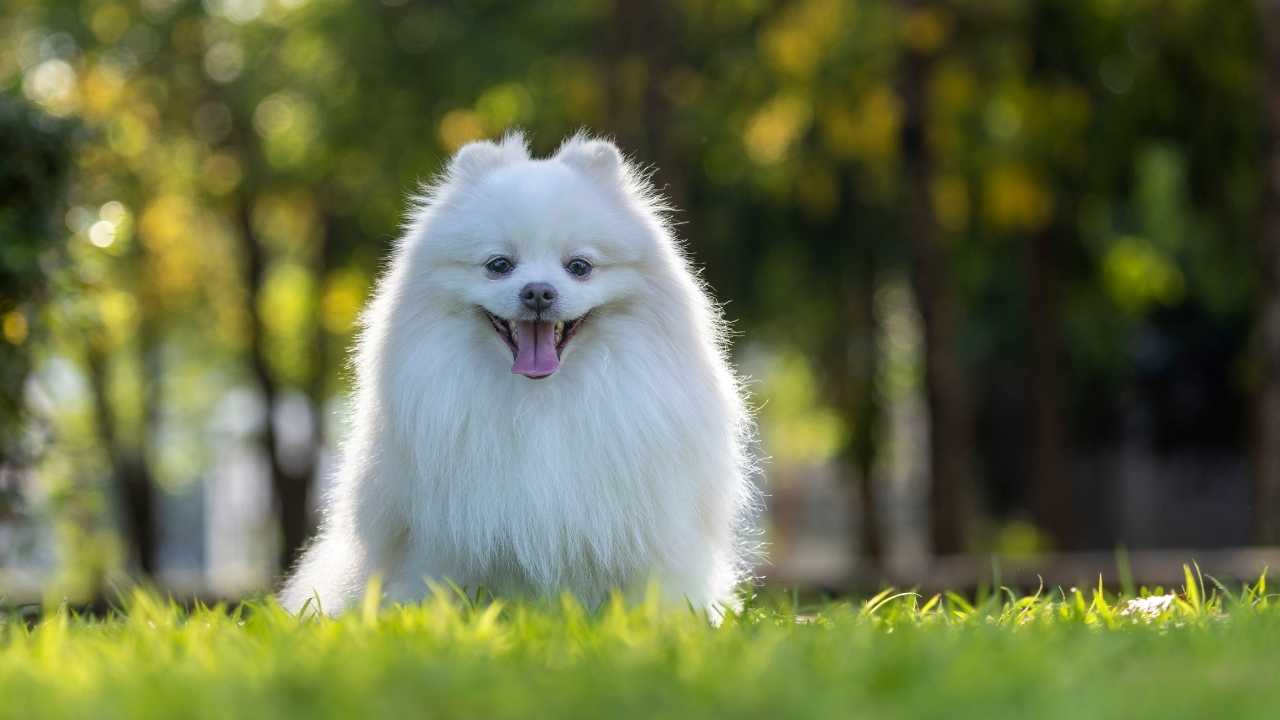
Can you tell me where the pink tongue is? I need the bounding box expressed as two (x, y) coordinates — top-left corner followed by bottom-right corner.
(511, 320), (560, 378)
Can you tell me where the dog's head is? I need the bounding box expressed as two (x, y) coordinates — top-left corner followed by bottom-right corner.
(401, 132), (673, 380)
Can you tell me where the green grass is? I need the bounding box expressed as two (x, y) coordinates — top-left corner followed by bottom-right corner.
(2, 568), (1277, 720)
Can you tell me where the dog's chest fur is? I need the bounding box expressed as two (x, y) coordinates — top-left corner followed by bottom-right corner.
(381, 344), (721, 600)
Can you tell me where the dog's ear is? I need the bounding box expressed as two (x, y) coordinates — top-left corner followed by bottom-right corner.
(556, 134), (624, 184)
(448, 131), (529, 184)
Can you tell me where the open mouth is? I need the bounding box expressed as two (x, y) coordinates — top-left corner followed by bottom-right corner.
(483, 310), (587, 379)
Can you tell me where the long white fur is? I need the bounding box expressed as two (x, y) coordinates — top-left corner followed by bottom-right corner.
(279, 132), (758, 616)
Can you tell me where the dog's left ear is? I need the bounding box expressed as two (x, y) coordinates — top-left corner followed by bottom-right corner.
(556, 135), (624, 184)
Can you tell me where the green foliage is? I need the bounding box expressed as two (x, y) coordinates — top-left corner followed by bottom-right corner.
(1, 571), (1277, 719)
(0, 92), (73, 457)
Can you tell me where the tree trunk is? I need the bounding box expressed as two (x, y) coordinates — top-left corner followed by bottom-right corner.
(118, 455), (158, 576)
(85, 344), (159, 577)
(825, 174), (884, 566)
(1257, 0), (1280, 544)
(853, 241), (884, 564)
(218, 79), (326, 575)
(1026, 219), (1072, 549)
(234, 198), (316, 575)
(899, 0), (979, 555)
(1022, 0), (1077, 552)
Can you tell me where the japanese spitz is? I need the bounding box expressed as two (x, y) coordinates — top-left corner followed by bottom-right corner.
(279, 133), (757, 617)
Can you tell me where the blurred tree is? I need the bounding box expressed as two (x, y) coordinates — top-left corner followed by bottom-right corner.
(0, 92), (72, 518)
(84, 329), (160, 576)
(1259, 0), (1280, 544)
(224, 113), (325, 575)
(5, 0), (1276, 597)
(828, 171), (886, 563)
(899, 0), (978, 554)
(1019, 2), (1076, 550)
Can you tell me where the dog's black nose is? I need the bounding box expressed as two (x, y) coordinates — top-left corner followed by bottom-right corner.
(520, 282), (558, 312)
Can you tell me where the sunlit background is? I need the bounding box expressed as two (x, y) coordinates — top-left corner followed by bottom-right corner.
(3, 0), (1278, 603)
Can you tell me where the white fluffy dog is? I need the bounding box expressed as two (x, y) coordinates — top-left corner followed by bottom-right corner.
(279, 133), (757, 616)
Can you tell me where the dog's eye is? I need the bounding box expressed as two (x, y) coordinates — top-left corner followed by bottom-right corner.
(565, 258), (592, 278)
(485, 257), (515, 275)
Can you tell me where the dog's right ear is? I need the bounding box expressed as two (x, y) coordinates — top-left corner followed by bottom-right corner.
(447, 131), (529, 185)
